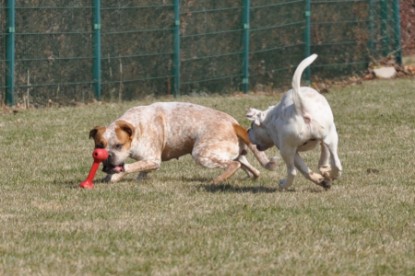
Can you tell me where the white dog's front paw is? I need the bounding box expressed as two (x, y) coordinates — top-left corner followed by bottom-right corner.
(319, 166), (341, 181)
(331, 169), (342, 180)
(309, 172), (325, 183)
(265, 157), (279, 171)
(320, 179), (332, 190)
(278, 179), (288, 190)
(319, 165), (331, 178)
(309, 172), (331, 190)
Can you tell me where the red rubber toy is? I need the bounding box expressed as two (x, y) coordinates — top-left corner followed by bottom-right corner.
(80, 148), (109, 189)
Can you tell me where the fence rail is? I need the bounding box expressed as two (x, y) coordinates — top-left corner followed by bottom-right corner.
(0, 0), (403, 106)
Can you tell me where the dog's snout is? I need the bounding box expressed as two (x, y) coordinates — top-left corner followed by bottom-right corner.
(101, 151), (126, 174)
(102, 152), (112, 173)
(106, 151), (117, 163)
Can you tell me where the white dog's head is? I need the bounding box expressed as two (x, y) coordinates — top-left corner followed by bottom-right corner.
(246, 108), (274, 151)
(89, 120), (135, 174)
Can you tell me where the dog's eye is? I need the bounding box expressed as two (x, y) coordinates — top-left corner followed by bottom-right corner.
(114, 144), (122, 150)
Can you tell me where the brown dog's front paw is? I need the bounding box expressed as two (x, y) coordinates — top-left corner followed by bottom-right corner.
(104, 173), (125, 183)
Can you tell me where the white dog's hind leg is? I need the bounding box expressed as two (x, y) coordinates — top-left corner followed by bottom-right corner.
(323, 128), (342, 180)
(279, 147), (297, 190)
(318, 142), (332, 178)
(294, 153), (330, 189)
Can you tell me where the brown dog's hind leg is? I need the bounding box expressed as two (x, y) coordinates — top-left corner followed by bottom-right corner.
(246, 143), (278, 171)
(212, 161), (241, 185)
(238, 155), (260, 179)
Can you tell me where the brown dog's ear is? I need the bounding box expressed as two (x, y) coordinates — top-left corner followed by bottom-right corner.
(89, 126), (107, 148)
(115, 120), (135, 140)
(89, 126), (106, 139)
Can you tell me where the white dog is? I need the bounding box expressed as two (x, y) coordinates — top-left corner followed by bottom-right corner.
(246, 54), (342, 190)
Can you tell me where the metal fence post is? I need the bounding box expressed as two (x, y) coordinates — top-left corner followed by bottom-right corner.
(173, 0), (180, 97)
(6, 0), (15, 106)
(393, 0), (402, 65)
(380, 0), (389, 56)
(241, 0), (250, 93)
(368, 0), (375, 57)
(93, 0), (102, 100)
(304, 0), (311, 83)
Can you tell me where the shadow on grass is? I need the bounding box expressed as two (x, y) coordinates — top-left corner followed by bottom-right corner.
(200, 183), (278, 194)
(180, 176), (294, 193)
(58, 176), (325, 194)
(57, 177), (110, 189)
(303, 187), (326, 193)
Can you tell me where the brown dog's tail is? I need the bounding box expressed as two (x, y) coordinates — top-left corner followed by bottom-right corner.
(233, 124), (277, 171)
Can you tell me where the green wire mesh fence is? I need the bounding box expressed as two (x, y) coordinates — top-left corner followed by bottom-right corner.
(0, 0), (405, 106)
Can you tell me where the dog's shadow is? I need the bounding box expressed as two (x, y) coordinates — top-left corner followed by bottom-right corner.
(179, 176), (277, 193)
(201, 184), (326, 194)
(63, 175), (324, 193)
(189, 177), (325, 194)
(199, 183), (278, 194)
(59, 177), (110, 189)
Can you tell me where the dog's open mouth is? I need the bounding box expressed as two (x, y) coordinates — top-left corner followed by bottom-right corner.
(103, 162), (125, 174)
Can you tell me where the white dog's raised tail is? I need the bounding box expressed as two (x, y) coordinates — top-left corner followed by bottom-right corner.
(292, 54), (318, 92)
(291, 54), (318, 117)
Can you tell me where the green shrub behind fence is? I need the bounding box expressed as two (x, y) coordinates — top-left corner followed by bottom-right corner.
(0, 0), (402, 106)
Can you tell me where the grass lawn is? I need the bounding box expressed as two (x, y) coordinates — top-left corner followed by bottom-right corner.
(0, 78), (414, 275)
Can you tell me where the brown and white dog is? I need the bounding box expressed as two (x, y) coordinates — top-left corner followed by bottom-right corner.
(246, 54), (342, 190)
(90, 102), (276, 184)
